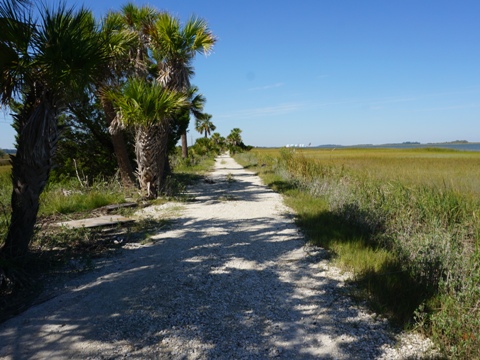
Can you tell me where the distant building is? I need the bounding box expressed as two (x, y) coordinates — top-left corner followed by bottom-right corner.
(285, 144), (306, 148)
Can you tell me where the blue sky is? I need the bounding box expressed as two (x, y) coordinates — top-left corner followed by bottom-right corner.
(1, 0), (479, 148)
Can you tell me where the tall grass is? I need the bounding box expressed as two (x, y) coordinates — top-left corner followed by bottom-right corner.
(236, 148), (480, 359)
(38, 178), (126, 216)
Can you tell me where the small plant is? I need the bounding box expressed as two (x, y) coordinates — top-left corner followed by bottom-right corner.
(226, 173), (235, 183)
(218, 194), (237, 201)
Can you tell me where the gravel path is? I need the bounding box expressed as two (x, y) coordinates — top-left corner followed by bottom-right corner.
(0, 154), (436, 359)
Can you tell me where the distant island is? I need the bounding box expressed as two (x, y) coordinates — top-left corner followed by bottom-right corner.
(307, 141), (480, 152)
(442, 140), (469, 144)
(1, 149), (16, 154)
(314, 140), (478, 148)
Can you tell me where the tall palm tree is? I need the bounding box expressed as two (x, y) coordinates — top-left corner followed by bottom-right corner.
(0, 1), (109, 260)
(97, 11), (138, 187)
(96, 5), (159, 188)
(151, 13), (215, 186)
(195, 113), (215, 138)
(112, 78), (187, 198)
(171, 85), (207, 158)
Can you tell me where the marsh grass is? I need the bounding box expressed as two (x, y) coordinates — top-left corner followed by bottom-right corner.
(235, 148), (480, 358)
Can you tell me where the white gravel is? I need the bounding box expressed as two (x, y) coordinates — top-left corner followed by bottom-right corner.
(0, 154), (437, 359)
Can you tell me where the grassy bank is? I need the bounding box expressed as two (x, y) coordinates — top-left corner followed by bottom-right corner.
(235, 148), (480, 359)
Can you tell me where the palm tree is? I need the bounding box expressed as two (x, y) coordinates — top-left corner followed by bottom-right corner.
(96, 11), (138, 187)
(227, 128), (244, 155)
(211, 132), (225, 149)
(195, 114), (215, 138)
(209, 132), (226, 154)
(151, 13), (215, 186)
(96, 5), (160, 188)
(171, 85), (207, 158)
(0, 1), (109, 260)
(112, 78), (187, 198)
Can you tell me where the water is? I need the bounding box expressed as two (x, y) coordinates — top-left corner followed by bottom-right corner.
(371, 143), (480, 152)
(318, 143), (480, 152)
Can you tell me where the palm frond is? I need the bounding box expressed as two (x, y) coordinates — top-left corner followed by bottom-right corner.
(0, 0), (34, 105)
(34, 4), (109, 100)
(121, 2), (159, 31)
(152, 13), (215, 92)
(114, 78), (187, 127)
(183, 16), (216, 56)
(189, 87), (206, 119)
(153, 12), (181, 61)
(102, 12), (137, 58)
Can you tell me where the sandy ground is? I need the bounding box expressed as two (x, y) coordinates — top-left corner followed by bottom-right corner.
(0, 154), (436, 359)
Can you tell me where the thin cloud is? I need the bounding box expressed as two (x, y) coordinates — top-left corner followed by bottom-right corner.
(409, 103), (480, 113)
(219, 102), (305, 119)
(370, 96), (418, 105)
(316, 95), (418, 108)
(248, 82), (284, 91)
(316, 86), (480, 109)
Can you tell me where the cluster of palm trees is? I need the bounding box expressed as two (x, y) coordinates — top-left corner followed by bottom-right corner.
(0, 0), (215, 260)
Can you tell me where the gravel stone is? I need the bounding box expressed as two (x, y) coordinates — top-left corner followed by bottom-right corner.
(0, 154), (438, 359)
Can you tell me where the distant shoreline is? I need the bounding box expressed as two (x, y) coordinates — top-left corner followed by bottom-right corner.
(314, 142), (480, 152)
(0, 149), (15, 154)
(255, 141), (480, 151)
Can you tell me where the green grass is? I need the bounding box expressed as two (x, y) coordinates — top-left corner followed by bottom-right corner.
(235, 148), (480, 359)
(0, 175), (129, 252)
(0, 165), (10, 173)
(39, 180), (126, 216)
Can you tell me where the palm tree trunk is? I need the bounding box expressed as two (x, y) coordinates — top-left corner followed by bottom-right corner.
(181, 132), (188, 158)
(101, 97), (136, 188)
(1, 93), (58, 260)
(135, 125), (162, 199)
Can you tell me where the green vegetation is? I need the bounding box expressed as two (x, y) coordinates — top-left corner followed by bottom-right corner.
(0, 149), (9, 167)
(39, 181), (126, 217)
(0, 164), (10, 174)
(235, 147), (480, 359)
